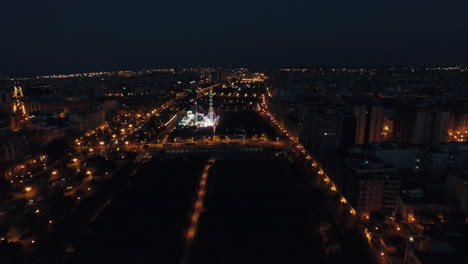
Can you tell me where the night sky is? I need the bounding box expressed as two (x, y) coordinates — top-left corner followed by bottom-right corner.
(1, 0), (468, 74)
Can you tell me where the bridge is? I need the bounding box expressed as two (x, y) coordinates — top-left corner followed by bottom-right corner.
(129, 138), (286, 151)
(131, 139), (290, 162)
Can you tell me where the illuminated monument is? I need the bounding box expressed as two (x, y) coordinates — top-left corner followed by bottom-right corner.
(10, 83), (30, 130)
(179, 88), (218, 130)
(208, 89), (216, 130)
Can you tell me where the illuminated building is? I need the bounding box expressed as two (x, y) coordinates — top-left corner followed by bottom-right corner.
(381, 116), (394, 140)
(178, 110), (217, 128)
(208, 89), (216, 130)
(10, 83), (30, 130)
(179, 89), (218, 129)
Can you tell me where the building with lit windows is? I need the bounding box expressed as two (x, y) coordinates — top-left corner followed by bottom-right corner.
(343, 156), (401, 217)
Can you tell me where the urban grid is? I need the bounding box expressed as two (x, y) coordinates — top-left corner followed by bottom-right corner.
(1, 1), (468, 264)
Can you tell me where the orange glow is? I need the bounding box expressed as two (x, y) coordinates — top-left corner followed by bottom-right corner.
(185, 159), (214, 242)
(187, 228), (196, 240)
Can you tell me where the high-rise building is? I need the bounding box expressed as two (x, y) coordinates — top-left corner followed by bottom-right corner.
(211, 69), (228, 82)
(0, 131), (31, 163)
(0, 88), (12, 114)
(343, 156), (401, 217)
(393, 103), (449, 145)
(299, 104), (355, 160)
(353, 105), (384, 144)
(381, 116), (394, 141)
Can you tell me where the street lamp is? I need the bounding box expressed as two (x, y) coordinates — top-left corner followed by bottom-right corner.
(404, 237), (414, 263)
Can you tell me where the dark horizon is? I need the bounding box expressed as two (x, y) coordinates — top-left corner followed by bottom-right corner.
(2, 0), (468, 75)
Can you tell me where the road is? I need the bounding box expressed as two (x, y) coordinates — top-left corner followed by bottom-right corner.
(180, 159), (215, 264)
(126, 139), (287, 152)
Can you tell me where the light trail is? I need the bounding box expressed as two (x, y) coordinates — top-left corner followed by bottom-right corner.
(164, 114), (178, 127)
(180, 159), (215, 264)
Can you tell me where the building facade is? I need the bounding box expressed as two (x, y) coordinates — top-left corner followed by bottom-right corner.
(343, 156), (401, 216)
(393, 103), (449, 145)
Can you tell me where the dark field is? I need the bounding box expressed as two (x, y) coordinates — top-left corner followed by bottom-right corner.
(68, 156), (368, 264)
(69, 158), (205, 264)
(190, 158), (346, 264)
